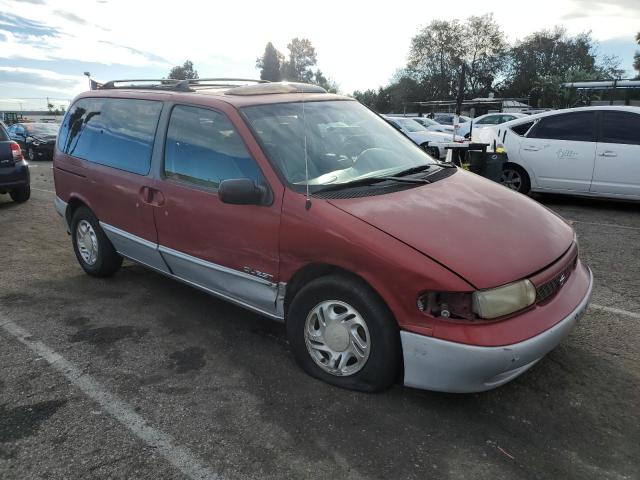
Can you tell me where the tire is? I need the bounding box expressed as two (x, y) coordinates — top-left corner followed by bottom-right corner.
(500, 164), (531, 194)
(70, 206), (122, 277)
(9, 185), (30, 203)
(27, 147), (35, 161)
(286, 274), (401, 392)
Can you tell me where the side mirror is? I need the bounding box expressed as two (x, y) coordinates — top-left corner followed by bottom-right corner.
(218, 178), (266, 205)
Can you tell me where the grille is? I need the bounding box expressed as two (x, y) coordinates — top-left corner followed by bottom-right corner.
(536, 258), (577, 303)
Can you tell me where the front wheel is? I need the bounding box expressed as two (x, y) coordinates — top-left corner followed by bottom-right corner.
(71, 207), (123, 277)
(27, 147), (35, 161)
(287, 274), (401, 392)
(500, 164), (531, 194)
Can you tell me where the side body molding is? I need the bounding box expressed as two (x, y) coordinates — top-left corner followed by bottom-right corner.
(100, 222), (171, 274)
(99, 222), (285, 320)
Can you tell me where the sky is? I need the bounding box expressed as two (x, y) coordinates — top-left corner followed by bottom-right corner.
(0, 0), (638, 110)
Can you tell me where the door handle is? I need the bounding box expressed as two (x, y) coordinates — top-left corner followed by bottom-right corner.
(139, 186), (165, 206)
(598, 151), (617, 157)
(523, 146), (541, 152)
(139, 186), (153, 204)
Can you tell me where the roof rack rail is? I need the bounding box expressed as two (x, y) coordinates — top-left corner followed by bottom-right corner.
(100, 78), (269, 92)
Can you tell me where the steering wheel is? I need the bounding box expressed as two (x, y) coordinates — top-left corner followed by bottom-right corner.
(354, 147), (396, 173)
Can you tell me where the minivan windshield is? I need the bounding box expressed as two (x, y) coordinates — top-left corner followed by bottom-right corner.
(242, 100), (437, 189)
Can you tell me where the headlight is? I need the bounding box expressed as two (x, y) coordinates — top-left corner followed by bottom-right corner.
(472, 279), (536, 319)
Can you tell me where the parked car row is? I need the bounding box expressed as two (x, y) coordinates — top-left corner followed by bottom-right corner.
(53, 79), (592, 394)
(382, 115), (455, 158)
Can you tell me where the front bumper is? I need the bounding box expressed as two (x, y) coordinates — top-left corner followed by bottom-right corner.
(401, 266), (593, 393)
(0, 160), (30, 192)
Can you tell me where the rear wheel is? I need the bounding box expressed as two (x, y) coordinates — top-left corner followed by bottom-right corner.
(500, 164), (530, 194)
(287, 274), (401, 392)
(27, 147), (35, 161)
(9, 185), (30, 203)
(71, 207), (122, 277)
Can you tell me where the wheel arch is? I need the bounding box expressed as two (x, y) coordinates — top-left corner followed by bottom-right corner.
(283, 263), (393, 322)
(65, 195), (92, 228)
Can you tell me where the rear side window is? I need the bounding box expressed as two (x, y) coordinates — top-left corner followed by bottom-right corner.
(511, 121), (535, 136)
(600, 111), (640, 145)
(164, 105), (262, 189)
(58, 97), (162, 175)
(0, 124), (8, 141)
(528, 112), (595, 142)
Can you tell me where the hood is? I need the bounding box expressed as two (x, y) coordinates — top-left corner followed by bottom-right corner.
(328, 169), (574, 289)
(409, 130), (455, 143)
(31, 134), (57, 143)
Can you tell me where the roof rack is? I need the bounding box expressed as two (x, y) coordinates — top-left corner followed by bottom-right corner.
(100, 78), (269, 92)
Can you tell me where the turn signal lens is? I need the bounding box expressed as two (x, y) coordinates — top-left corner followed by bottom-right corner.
(472, 279), (536, 319)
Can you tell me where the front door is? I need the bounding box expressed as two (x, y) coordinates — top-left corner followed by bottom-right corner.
(591, 110), (640, 199)
(151, 104), (283, 317)
(519, 111), (597, 192)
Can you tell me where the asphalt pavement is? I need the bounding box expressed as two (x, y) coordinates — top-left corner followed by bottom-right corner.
(1, 162), (638, 480)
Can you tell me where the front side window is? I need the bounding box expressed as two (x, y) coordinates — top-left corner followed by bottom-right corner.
(242, 100), (438, 189)
(164, 105), (263, 189)
(600, 111), (640, 145)
(528, 112), (595, 142)
(58, 97), (162, 175)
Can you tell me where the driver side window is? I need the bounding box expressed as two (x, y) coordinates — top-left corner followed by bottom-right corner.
(164, 105), (264, 189)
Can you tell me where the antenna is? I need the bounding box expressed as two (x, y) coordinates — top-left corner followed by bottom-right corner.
(301, 86), (312, 210)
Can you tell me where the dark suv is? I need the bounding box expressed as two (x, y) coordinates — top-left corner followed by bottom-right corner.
(0, 122), (30, 203)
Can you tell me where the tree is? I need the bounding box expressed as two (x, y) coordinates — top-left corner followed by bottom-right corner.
(634, 32), (640, 77)
(167, 60), (199, 80)
(500, 28), (622, 107)
(282, 38), (317, 82)
(256, 42), (283, 81)
(313, 70), (339, 93)
(408, 19), (466, 100)
(463, 14), (508, 97)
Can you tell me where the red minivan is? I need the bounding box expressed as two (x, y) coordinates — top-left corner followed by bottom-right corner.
(53, 79), (593, 393)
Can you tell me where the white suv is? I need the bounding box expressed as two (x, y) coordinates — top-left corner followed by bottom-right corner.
(493, 106), (640, 201)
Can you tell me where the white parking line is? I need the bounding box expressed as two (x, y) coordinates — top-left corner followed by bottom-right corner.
(32, 187), (55, 194)
(590, 304), (640, 320)
(0, 317), (221, 480)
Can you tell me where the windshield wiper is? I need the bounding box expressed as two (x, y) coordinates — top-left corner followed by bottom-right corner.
(313, 175), (429, 194)
(392, 164), (433, 177)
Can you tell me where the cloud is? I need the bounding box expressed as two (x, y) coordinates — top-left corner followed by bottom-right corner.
(0, 12), (59, 36)
(98, 40), (169, 64)
(16, 0), (47, 4)
(563, 0), (640, 19)
(0, 66), (86, 94)
(53, 10), (88, 25)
